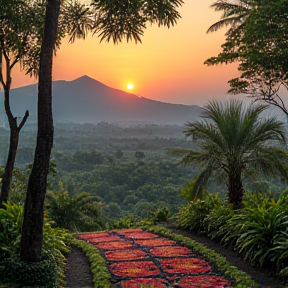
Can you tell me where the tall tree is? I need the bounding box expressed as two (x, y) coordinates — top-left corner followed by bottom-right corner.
(0, 0), (93, 206)
(205, 0), (288, 116)
(0, 0), (39, 205)
(20, 0), (61, 262)
(175, 100), (288, 207)
(20, 0), (183, 263)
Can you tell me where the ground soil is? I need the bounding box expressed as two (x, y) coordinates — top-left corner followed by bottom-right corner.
(65, 225), (287, 288)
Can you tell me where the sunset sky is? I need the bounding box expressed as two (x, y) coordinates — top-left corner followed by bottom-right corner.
(11, 0), (240, 106)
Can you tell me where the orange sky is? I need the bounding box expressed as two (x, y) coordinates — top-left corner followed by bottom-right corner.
(11, 0), (240, 106)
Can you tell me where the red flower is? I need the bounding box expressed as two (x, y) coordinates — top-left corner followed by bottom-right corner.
(120, 278), (168, 288)
(150, 245), (191, 257)
(160, 258), (211, 274)
(88, 235), (121, 243)
(179, 275), (232, 287)
(105, 249), (148, 261)
(135, 238), (176, 247)
(109, 261), (161, 278)
(77, 232), (109, 239)
(94, 240), (133, 250)
(113, 228), (143, 234)
(124, 232), (159, 240)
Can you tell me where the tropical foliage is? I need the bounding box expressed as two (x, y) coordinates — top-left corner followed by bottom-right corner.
(206, 0), (288, 116)
(0, 202), (72, 287)
(174, 99), (288, 206)
(176, 191), (288, 279)
(46, 183), (105, 232)
(206, 0), (252, 33)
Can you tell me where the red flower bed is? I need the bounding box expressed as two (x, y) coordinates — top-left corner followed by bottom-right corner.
(78, 229), (232, 287)
(124, 231), (159, 240)
(179, 275), (232, 288)
(88, 235), (121, 243)
(113, 228), (143, 234)
(120, 278), (168, 288)
(94, 240), (133, 250)
(105, 249), (148, 261)
(160, 258), (211, 274)
(150, 245), (191, 257)
(135, 238), (176, 247)
(109, 261), (161, 278)
(77, 232), (109, 239)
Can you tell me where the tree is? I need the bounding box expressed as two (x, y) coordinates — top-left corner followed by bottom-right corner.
(46, 185), (104, 232)
(135, 151), (146, 160)
(176, 100), (288, 207)
(0, 0), (93, 205)
(0, 0), (35, 205)
(206, 0), (252, 33)
(20, 0), (61, 263)
(20, 0), (183, 263)
(205, 0), (288, 116)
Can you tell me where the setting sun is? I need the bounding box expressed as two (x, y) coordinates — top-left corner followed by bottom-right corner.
(127, 83), (134, 90)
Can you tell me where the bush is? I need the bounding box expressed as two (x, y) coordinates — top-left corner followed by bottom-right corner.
(202, 204), (235, 241)
(0, 252), (57, 288)
(0, 202), (72, 287)
(220, 192), (288, 270)
(148, 206), (171, 224)
(175, 193), (223, 232)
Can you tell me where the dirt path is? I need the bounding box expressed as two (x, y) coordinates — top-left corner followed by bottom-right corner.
(66, 247), (94, 288)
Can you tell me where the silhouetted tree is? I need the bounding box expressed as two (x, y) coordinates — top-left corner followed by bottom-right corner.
(20, 0), (183, 263)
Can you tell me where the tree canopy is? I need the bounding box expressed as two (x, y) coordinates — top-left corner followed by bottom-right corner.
(176, 99), (288, 207)
(205, 0), (288, 115)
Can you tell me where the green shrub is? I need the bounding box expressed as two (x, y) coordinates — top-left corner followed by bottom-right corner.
(0, 202), (72, 287)
(108, 214), (140, 229)
(148, 206), (171, 224)
(202, 204), (235, 241)
(220, 192), (288, 269)
(0, 252), (57, 287)
(175, 193), (223, 232)
(0, 201), (23, 258)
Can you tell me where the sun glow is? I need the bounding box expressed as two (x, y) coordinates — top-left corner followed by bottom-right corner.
(127, 83), (134, 90)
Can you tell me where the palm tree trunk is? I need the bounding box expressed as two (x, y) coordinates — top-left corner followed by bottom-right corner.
(227, 174), (244, 208)
(20, 0), (60, 263)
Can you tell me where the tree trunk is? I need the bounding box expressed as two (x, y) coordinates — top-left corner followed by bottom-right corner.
(0, 91), (29, 206)
(20, 0), (60, 263)
(227, 174), (244, 208)
(0, 118), (19, 205)
(0, 51), (29, 206)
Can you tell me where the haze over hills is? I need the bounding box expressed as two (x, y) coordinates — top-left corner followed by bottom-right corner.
(9, 75), (201, 125)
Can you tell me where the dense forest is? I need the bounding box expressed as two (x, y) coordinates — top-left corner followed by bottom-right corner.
(0, 123), (194, 219)
(0, 122), (285, 221)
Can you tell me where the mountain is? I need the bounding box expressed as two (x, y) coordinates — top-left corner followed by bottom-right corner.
(10, 75), (201, 125)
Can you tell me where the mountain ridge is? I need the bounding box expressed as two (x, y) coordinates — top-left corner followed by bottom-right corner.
(9, 75), (201, 125)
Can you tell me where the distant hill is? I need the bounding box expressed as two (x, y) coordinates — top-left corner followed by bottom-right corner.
(10, 75), (201, 125)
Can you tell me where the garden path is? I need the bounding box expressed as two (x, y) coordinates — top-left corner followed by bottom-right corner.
(66, 226), (285, 288)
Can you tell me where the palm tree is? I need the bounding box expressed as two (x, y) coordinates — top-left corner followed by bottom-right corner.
(46, 184), (105, 232)
(207, 0), (252, 33)
(178, 99), (288, 207)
